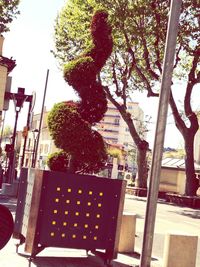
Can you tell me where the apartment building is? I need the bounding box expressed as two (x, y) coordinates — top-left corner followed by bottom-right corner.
(96, 101), (144, 170)
(93, 100), (144, 182)
(96, 101), (144, 147)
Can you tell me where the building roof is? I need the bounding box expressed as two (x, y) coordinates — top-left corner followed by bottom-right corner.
(162, 157), (200, 171)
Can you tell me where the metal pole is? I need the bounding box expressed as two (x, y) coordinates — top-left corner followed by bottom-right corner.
(20, 96), (33, 168)
(0, 111), (6, 147)
(33, 69), (49, 168)
(31, 138), (36, 167)
(139, 1), (182, 267)
(7, 109), (19, 184)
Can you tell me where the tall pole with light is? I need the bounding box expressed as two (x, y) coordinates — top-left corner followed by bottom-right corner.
(4, 88), (33, 184)
(20, 91), (35, 168)
(31, 129), (39, 167)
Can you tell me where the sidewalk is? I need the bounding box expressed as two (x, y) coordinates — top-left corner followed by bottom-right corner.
(0, 193), (162, 267)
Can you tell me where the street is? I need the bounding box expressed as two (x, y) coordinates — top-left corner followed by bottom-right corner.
(124, 195), (200, 266)
(0, 193), (199, 266)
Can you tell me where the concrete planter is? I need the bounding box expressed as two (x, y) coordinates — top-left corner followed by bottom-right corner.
(126, 186), (167, 199)
(126, 187), (148, 197)
(1, 181), (19, 197)
(166, 193), (200, 209)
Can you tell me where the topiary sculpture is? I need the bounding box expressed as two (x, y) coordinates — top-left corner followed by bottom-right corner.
(47, 150), (69, 172)
(48, 10), (113, 173)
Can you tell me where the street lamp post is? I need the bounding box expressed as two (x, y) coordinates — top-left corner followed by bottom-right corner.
(31, 129), (39, 168)
(5, 87), (32, 184)
(7, 108), (19, 183)
(20, 93), (33, 168)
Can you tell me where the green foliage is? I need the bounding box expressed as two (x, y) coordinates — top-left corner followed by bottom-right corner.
(64, 56), (95, 87)
(48, 102), (108, 174)
(163, 149), (185, 159)
(2, 125), (12, 138)
(54, 0), (200, 92)
(63, 9), (113, 124)
(107, 148), (121, 160)
(48, 102), (90, 154)
(0, 0), (20, 34)
(47, 151), (69, 172)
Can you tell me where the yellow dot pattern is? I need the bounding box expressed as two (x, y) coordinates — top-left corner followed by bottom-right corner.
(48, 185), (114, 244)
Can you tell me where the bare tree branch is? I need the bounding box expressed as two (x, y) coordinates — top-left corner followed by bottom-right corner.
(169, 91), (186, 135)
(141, 36), (160, 80)
(173, 44), (182, 69)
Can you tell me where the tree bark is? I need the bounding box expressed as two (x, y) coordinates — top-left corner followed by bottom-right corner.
(136, 140), (149, 188)
(184, 135), (199, 196)
(169, 90), (199, 196)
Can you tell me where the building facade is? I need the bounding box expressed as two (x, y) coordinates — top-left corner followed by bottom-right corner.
(96, 101), (145, 175)
(194, 128), (200, 164)
(19, 108), (57, 169)
(96, 101), (144, 147)
(0, 35), (16, 123)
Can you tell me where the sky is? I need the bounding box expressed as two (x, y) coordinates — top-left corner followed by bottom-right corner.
(2, 0), (188, 149)
(3, 1), (77, 128)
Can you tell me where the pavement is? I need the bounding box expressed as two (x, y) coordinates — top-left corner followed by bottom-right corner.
(0, 192), (162, 267)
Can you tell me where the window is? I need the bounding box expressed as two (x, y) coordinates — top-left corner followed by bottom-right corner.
(114, 118), (119, 125)
(40, 144), (43, 154)
(44, 144), (49, 154)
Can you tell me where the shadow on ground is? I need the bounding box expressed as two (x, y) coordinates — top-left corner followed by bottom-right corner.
(23, 255), (133, 267)
(16, 249), (152, 267)
(169, 209), (200, 219)
(0, 197), (17, 213)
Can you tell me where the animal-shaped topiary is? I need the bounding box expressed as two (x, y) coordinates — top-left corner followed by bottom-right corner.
(48, 10), (113, 173)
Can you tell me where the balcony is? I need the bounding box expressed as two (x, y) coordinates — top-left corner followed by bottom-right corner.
(104, 114), (120, 118)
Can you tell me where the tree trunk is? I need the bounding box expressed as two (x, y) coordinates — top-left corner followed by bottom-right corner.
(169, 91), (199, 196)
(184, 137), (199, 196)
(69, 155), (77, 173)
(135, 140), (149, 188)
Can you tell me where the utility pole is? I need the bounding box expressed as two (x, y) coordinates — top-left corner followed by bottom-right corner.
(139, 1), (182, 267)
(32, 69), (49, 168)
